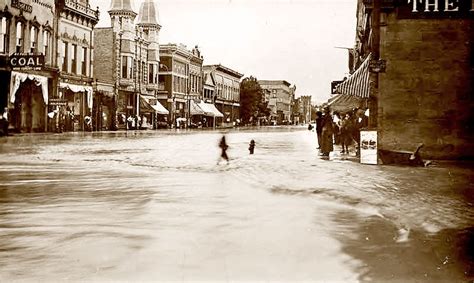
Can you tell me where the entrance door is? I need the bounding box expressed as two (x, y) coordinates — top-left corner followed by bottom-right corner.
(12, 79), (46, 133)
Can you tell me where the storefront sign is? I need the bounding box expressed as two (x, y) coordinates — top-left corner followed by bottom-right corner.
(49, 98), (68, 106)
(398, 0), (474, 18)
(9, 54), (45, 70)
(11, 0), (33, 13)
(360, 130), (378, 165)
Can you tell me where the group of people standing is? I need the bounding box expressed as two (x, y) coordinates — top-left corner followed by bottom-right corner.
(314, 107), (369, 157)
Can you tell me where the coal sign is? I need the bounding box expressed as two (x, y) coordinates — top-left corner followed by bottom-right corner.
(9, 54), (45, 70)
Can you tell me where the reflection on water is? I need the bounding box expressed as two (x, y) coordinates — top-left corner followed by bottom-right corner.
(0, 128), (472, 281)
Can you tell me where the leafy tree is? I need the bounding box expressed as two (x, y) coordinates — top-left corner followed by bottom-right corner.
(240, 76), (265, 124)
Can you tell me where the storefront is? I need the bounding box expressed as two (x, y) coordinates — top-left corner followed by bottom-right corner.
(139, 95), (169, 129)
(59, 82), (93, 132)
(9, 71), (50, 133)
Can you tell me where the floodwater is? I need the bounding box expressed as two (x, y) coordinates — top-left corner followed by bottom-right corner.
(0, 127), (472, 282)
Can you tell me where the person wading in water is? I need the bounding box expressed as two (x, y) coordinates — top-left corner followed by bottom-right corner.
(218, 135), (229, 164)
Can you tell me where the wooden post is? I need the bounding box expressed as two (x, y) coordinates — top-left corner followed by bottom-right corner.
(369, 0), (380, 129)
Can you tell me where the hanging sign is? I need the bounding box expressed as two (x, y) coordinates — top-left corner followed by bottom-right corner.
(9, 54), (45, 70)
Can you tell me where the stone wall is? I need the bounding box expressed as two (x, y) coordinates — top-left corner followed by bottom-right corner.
(378, 13), (474, 159)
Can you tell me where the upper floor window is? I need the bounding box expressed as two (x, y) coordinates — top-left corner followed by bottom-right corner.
(71, 44), (77, 74)
(121, 56), (133, 79)
(0, 17), (9, 54)
(43, 30), (51, 63)
(81, 47), (87, 76)
(15, 21), (24, 53)
(62, 41), (68, 72)
(30, 25), (38, 53)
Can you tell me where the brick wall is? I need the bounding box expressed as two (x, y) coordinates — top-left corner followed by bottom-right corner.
(93, 28), (114, 84)
(378, 14), (474, 159)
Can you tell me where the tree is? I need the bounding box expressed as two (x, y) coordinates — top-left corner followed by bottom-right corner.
(240, 76), (265, 124)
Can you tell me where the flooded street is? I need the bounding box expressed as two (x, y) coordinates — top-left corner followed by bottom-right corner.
(0, 128), (472, 282)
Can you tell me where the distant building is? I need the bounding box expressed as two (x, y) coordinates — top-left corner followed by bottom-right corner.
(203, 64), (243, 127)
(258, 80), (293, 125)
(94, 0), (166, 130)
(299, 95), (312, 124)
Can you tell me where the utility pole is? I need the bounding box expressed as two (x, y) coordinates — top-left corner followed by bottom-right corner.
(369, 0), (380, 129)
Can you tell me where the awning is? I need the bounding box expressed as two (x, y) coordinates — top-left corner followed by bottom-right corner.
(10, 71), (48, 105)
(326, 93), (364, 112)
(190, 100), (206, 116)
(140, 95), (169, 115)
(198, 101), (224, 118)
(60, 82), (93, 109)
(335, 54), (371, 98)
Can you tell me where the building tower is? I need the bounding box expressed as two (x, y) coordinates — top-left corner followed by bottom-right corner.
(138, 0), (161, 95)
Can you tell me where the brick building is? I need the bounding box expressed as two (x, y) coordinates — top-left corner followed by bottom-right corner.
(338, 0), (474, 160)
(158, 43), (204, 128)
(94, 0), (167, 130)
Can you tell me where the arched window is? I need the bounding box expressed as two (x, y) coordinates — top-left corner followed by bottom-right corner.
(16, 21), (24, 53)
(0, 17), (9, 54)
(30, 25), (38, 53)
(43, 30), (51, 63)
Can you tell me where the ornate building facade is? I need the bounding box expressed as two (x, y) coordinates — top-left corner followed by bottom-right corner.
(94, 0), (166, 130)
(0, 0), (98, 132)
(158, 43), (203, 128)
(203, 64), (242, 127)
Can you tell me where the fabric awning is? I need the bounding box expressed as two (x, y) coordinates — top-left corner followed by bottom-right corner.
(190, 100), (206, 116)
(198, 101), (224, 118)
(140, 95), (169, 115)
(335, 54), (371, 98)
(60, 82), (93, 109)
(10, 71), (48, 105)
(327, 93), (364, 112)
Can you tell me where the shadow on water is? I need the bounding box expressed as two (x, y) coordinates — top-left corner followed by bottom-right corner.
(336, 213), (474, 282)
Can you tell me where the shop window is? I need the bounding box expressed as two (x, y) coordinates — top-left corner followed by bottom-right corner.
(15, 21), (23, 53)
(0, 17), (9, 54)
(71, 44), (77, 74)
(43, 30), (50, 63)
(81, 47), (87, 76)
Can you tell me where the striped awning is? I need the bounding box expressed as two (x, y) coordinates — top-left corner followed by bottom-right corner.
(335, 54), (371, 98)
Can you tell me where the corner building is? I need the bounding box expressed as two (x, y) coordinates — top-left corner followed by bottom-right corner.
(0, 0), (55, 133)
(352, 0), (474, 159)
(94, 0), (166, 130)
(0, 0), (99, 133)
